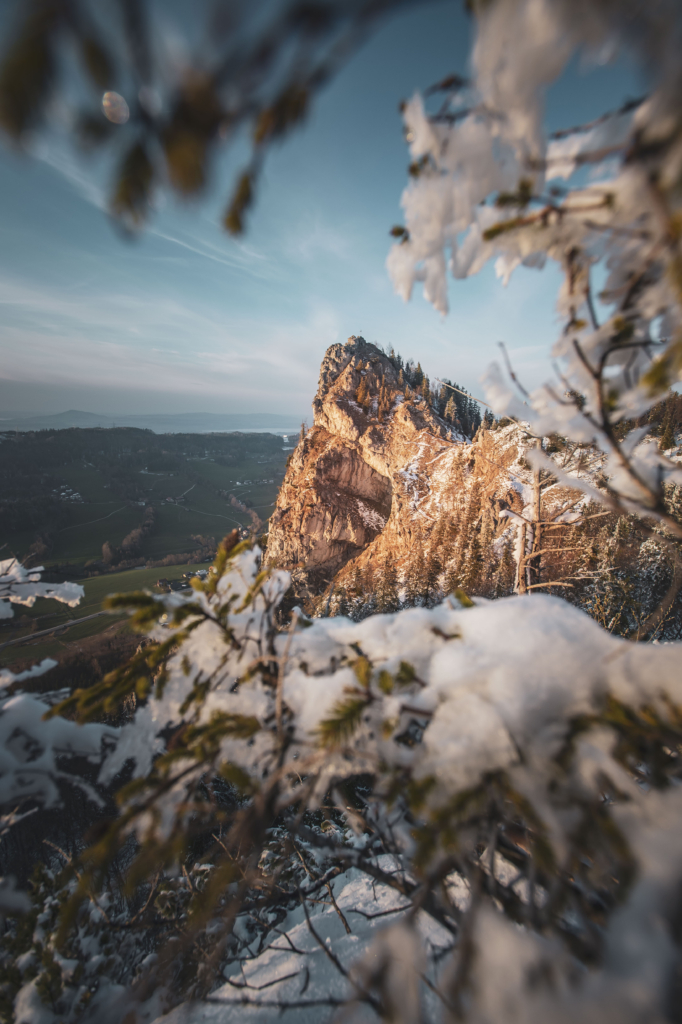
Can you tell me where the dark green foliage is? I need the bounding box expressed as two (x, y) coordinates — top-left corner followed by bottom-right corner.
(318, 695), (369, 746)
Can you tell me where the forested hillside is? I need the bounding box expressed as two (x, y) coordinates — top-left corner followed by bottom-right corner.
(0, 427), (289, 571)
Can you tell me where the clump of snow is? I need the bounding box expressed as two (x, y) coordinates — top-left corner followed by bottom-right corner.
(0, 558), (83, 620)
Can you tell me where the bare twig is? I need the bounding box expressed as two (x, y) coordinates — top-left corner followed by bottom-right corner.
(498, 341), (531, 402)
(277, 610), (299, 745)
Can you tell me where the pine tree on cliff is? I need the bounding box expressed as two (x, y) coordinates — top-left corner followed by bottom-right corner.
(444, 558), (461, 596)
(347, 561), (363, 598)
(444, 395), (456, 424)
(356, 376), (370, 410)
(660, 410), (675, 451)
(425, 548), (442, 604)
(405, 536), (427, 605)
(359, 560), (377, 616)
(363, 557), (376, 594)
(334, 586), (349, 618)
(429, 517), (447, 551)
(440, 511), (463, 585)
(455, 480), (483, 589)
(493, 540), (516, 596)
(478, 504), (497, 591)
(459, 528), (482, 593)
(378, 553), (399, 612)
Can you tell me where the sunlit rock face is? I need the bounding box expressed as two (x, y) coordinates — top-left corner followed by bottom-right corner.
(266, 335), (540, 607)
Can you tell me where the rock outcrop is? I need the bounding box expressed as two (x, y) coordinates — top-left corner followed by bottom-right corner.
(266, 336), (682, 638)
(266, 336), (531, 608)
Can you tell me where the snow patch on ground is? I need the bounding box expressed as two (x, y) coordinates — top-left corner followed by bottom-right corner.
(151, 861), (451, 1024)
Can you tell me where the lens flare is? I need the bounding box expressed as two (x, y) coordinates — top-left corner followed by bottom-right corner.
(102, 91), (130, 125)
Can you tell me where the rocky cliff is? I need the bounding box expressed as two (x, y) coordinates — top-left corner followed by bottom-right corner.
(267, 337), (526, 607)
(266, 336), (682, 636)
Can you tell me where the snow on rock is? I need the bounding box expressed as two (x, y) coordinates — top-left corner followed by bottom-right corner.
(354, 498), (387, 532)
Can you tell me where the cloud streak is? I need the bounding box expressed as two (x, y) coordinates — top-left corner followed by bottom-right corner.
(0, 270), (339, 410)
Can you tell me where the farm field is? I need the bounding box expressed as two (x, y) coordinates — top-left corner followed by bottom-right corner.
(0, 561), (208, 668)
(0, 427), (291, 568)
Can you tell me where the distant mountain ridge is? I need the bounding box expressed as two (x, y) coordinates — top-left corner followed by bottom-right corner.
(0, 410), (308, 434)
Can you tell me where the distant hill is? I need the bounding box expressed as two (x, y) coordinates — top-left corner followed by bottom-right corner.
(0, 410), (307, 434)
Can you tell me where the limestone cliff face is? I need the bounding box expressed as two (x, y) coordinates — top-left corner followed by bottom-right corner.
(266, 336), (682, 637)
(266, 336), (531, 605)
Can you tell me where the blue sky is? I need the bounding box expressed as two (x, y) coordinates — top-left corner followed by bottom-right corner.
(0, 2), (641, 419)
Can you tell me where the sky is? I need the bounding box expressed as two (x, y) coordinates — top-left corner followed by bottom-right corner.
(0, 1), (642, 420)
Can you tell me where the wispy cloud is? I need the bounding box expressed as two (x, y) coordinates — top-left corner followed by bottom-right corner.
(149, 226), (275, 279)
(0, 270), (338, 410)
(30, 138), (108, 212)
(285, 215), (355, 264)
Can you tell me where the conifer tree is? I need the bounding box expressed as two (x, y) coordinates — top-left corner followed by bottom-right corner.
(430, 517), (447, 550)
(405, 536), (426, 605)
(494, 539), (516, 595)
(660, 412), (675, 451)
(444, 558), (461, 596)
(363, 558), (375, 597)
(459, 530), (482, 593)
(425, 548), (442, 603)
(378, 552), (399, 612)
(347, 561), (363, 598)
(335, 586), (349, 617)
(478, 504), (496, 590)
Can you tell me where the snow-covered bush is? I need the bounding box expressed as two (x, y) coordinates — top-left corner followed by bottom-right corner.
(0, 560), (115, 816)
(1, 535), (679, 1023)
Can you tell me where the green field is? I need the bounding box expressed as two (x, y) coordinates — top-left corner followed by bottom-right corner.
(19, 458), (282, 564)
(0, 562), (208, 667)
(0, 428), (289, 567)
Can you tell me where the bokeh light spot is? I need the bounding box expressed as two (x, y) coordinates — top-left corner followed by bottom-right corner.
(102, 91), (130, 125)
